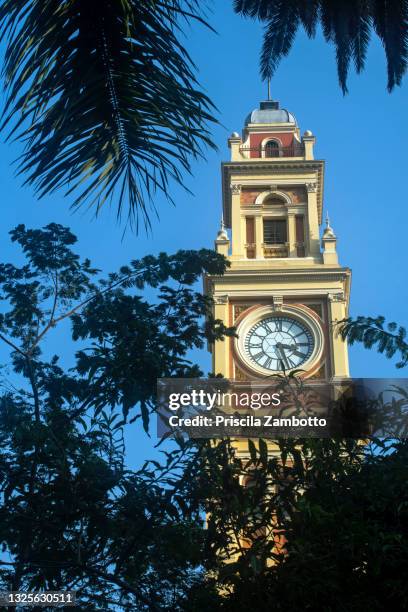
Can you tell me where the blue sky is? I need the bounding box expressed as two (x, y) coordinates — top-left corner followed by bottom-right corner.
(0, 3), (406, 464)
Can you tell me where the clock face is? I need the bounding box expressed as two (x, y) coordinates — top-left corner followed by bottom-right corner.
(244, 316), (314, 372)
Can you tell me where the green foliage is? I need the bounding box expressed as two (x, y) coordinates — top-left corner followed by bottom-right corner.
(220, 439), (408, 611)
(1, 224), (408, 609)
(0, 223), (234, 426)
(0, 1), (216, 230)
(0, 389), (212, 609)
(339, 315), (408, 368)
(184, 436), (408, 611)
(0, 223), (235, 608)
(234, 0), (408, 93)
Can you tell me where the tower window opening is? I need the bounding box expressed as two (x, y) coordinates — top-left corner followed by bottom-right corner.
(295, 215), (306, 257)
(263, 195), (285, 206)
(246, 217), (256, 259)
(263, 219), (287, 244)
(264, 140), (280, 157)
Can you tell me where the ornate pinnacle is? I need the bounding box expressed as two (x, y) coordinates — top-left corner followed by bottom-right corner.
(323, 211), (336, 238)
(216, 212), (228, 241)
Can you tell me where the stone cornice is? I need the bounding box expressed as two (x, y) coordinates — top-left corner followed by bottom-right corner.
(207, 268), (350, 283)
(204, 265), (351, 312)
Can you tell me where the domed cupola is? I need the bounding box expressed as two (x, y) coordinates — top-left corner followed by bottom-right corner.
(227, 96), (315, 163)
(245, 100), (297, 126)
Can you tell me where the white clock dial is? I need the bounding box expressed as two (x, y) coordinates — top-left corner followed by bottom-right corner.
(244, 316), (314, 372)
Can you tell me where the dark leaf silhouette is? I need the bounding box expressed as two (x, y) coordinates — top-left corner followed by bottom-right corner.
(339, 315), (408, 368)
(0, 1), (217, 230)
(234, 0), (407, 93)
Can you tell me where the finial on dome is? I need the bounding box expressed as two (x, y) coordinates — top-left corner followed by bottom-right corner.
(322, 211), (338, 264)
(323, 212), (336, 238)
(216, 213), (228, 241)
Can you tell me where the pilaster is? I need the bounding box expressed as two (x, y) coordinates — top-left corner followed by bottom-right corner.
(306, 183), (320, 257)
(287, 213), (297, 257)
(255, 214), (263, 259)
(213, 295), (230, 376)
(230, 184), (243, 259)
(328, 293), (350, 378)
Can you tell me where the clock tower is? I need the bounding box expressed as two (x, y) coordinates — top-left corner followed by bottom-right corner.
(205, 99), (351, 383)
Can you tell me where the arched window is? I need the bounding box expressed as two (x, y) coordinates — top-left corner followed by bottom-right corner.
(264, 140), (280, 158)
(263, 194), (285, 206)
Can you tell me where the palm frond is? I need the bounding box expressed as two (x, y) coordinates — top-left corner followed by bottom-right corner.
(371, 0), (408, 90)
(234, 0), (407, 92)
(259, 1), (300, 80)
(320, 1), (353, 93)
(234, 0), (274, 20)
(350, 1), (371, 74)
(298, 0), (320, 37)
(0, 0), (216, 231)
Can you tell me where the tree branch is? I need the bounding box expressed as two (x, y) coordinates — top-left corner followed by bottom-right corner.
(35, 266), (160, 342)
(0, 332), (28, 358)
(31, 272), (59, 352)
(85, 565), (160, 612)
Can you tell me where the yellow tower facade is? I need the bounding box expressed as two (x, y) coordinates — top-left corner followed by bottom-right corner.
(205, 99), (351, 384)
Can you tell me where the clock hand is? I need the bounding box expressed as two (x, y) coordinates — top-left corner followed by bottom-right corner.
(276, 344), (290, 369)
(277, 343), (307, 357)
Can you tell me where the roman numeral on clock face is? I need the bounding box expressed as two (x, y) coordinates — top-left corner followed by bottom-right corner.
(263, 356), (272, 369)
(249, 340), (262, 347)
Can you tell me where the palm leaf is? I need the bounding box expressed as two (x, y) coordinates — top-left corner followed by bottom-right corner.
(234, 0), (407, 93)
(259, 1), (300, 80)
(371, 0), (408, 91)
(349, 1), (371, 74)
(320, 1), (353, 93)
(0, 0), (216, 231)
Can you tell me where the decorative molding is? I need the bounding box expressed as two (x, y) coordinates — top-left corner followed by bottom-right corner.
(255, 189), (291, 206)
(234, 365), (249, 381)
(263, 245), (289, 258)
(230, 184), (242, 195)
(234, 304), (252, 320)
(210, 270), (350, 283)
(306, 182), (317, 193)
(206, 291), (348, 306)
(214, 294), (229, 305)
(307, 303), (323, 318)
(309, 363), (326, 380)
(272, 296), (283, 311)
(223, 162), (323, 173)
(241, 203), (306, 214)
(269, 183), (278, 191)
(328, 292), (345, 303)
